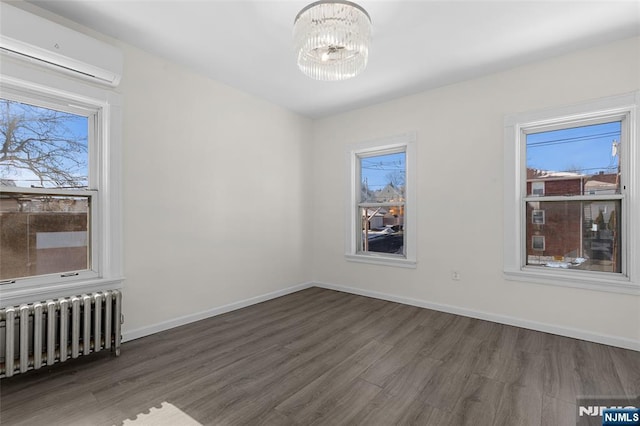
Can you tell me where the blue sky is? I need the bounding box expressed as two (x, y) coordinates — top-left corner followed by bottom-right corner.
(526, 121), (620, 174)
(361, 152), (405, 191)
(1, 99), (88, 187)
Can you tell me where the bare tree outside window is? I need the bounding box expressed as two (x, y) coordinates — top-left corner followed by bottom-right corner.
(0, 99), (88, 189)
(385, 169), (405, 189)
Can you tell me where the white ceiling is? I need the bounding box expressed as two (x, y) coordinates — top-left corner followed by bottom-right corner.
(25, 0), (640, 118)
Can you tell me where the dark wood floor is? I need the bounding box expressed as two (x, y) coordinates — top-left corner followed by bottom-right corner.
(1, 287), (638, 425)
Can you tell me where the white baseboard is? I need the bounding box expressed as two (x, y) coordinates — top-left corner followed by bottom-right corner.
(122, 282), (314, 342)
(314, 281), (640, 352)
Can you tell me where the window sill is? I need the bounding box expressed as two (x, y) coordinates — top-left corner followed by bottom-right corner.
(0, 276), (125, 308)
(345, 254), (417, 269)
(504, 268), (639, 295)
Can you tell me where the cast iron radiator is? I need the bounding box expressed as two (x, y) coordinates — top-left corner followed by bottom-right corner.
(0, 290), (122, 378)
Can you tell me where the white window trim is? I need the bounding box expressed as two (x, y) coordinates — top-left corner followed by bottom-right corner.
(0, 56), (123, 307)
(504, 92), (640, 295)
(345, 132), (417, 268)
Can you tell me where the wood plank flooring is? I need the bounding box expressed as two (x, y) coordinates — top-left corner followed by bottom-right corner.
(1, 287), (638, 425)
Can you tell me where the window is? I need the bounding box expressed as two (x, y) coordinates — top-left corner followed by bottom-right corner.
(532, 236), (545, 251)
(504, 92), (639, 294)
(532, 209), (545, 225)
(526, 121), (623, 273)
(346, 133), (416, 267)
(531, 181), (545, 196)
(1, 98), (94, 281)
(0, 54), (123, 306)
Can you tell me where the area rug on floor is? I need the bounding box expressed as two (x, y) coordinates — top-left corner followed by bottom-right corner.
(122, 402), (201, 425)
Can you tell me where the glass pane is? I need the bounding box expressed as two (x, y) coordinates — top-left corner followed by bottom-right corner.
(526, 200), (621, 273)
(0, 98), (88, 189)
(360, 151), (405, 202)
(0, 193), (90, 280)
(526, 122), (621, 196)
(360, 207), (404, 255)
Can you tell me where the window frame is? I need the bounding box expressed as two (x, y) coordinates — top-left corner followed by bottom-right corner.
(1, 92), (100, 283)
(504, 92), (639, 294)
(0, 55), (123, 306)
(345, 133), (416, 268)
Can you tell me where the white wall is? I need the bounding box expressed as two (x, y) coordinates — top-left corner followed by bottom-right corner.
(119, 44), (313, 338)
(6, 2), (315, 339)
(10, 2), (638, 347)
(311, 37), (640, 347)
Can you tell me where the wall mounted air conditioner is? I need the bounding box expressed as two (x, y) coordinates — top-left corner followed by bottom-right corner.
(0, 3), (123, 87)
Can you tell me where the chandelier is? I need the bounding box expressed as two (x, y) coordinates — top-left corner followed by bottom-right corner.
(293, 1), (372, 81)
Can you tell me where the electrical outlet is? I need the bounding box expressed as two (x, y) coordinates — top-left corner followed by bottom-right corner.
(451, 271), (461, 281)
